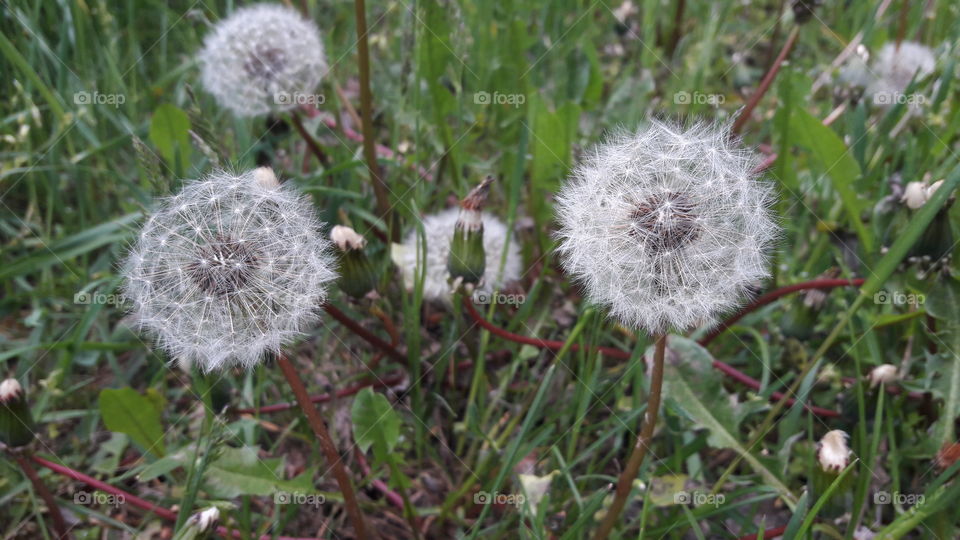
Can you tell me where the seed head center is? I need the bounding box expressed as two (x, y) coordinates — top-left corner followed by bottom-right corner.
(188, 235), (260, 296)
(629, 192), (701, 251)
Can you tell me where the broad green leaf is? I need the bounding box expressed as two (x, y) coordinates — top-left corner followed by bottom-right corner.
(149, 104), (191, 168)
(99, 387), (166, 457)
(528, 97), (579, 190)
(791, 107), (871, 251)
(661, 336), (796, 507)
(203, 446), (314, 498)
(351, 387), (401, 458)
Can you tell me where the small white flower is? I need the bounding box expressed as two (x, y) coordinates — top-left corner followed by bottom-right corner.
(330, 225), (367, 251)
(902, 178), (945, 209)
(198, 3), (327, 117)
(867, 364), (899, 388)
(555, 120), (778, 334)
(818, 430), (852, 473)
(395, 208), (522, 303)
(0, 378), (23, 403)
(123, 168), (336, 372)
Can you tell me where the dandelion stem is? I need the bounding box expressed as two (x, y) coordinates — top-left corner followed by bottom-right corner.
(731, 25), (801, 136)
(594, 333), (666, 540)
(289, 111), (331, 168)
(353, 0), (394, 238)
(276, 353), (369, 539)
(10, 452), (70, 539)
(323, 303), (405, 362)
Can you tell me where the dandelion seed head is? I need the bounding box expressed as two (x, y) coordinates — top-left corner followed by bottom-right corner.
(396, 208), (522, 303)
(198, 3), (327, 117)
(554, 119), (778, 334)
(123, 169), (336, 371)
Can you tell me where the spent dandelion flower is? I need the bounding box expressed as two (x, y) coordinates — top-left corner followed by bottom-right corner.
(123, 167), (336, 372)
(818, 429), (852, 473)
(555, 119), (778, 335)
(395, 207), (522, 304)
(867, 41), (935, 107)
(198, 3), (327, 117)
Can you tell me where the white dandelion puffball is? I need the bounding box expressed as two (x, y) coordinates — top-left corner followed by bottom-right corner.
(555, 120), (778, 334)
(396, 208), (522, 303)
(198, 3), (327, 117)
(866, 41), (935, 105)
(123, 168), (336, 371)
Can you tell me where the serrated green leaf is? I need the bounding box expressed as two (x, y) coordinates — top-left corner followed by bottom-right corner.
(203, 446), (314, 498)
(661, 336), (796, 506)
(99, 387), (166, 457)
(149, 103), (191, 168)
(791, 107), (871, 251)
(351, 387), (401, 458)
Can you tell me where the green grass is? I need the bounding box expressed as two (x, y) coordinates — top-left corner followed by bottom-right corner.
(2, 0), (960, 538)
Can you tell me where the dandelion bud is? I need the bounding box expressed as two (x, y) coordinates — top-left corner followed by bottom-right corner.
(331, 225), (378, 299)
(0, 378), (35, 448)
(180, 506), (220, 539)
(198, 4), (327, 117)
(555, 120), (778, 333)
(123, 169), (336, 372)
(867, 364), (898, 388)
(395, 207), (521, 305)
(902, 181), (929, 209)
(817, 430), (851, 473)
(448, 176), (495, 286)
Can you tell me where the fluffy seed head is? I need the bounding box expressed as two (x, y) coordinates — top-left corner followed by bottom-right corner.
(198, 4), (327, 117)
(123, 169), (336, 371)
(396, 208), (522, 303)
(867, 42), (935, 107)
(555, 120), (778, 334)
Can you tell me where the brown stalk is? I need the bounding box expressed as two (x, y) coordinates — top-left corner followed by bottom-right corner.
(276, 354), (369, 539)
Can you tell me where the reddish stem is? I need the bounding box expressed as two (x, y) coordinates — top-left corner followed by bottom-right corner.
(462, 286), (845, 417)
(731, 25), (801, 136)
(699, 278), (866, 345)
(739, 525), (787, 540)
(323, 303), (405, 362)
(31, 454), (316, 539)
(290, 111), (330, 168)
(234, 372), (405, 415)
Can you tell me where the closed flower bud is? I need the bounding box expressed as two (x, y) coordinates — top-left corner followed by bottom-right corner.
(448, 177), (495, 285)
(867, 364), (898, 388)
(331, 225), (377, 299)
(0, 378), (35, 448)
(818, 430), (852, 473)
(177, 506), (220, 540)
(902, 181), (929, 209)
